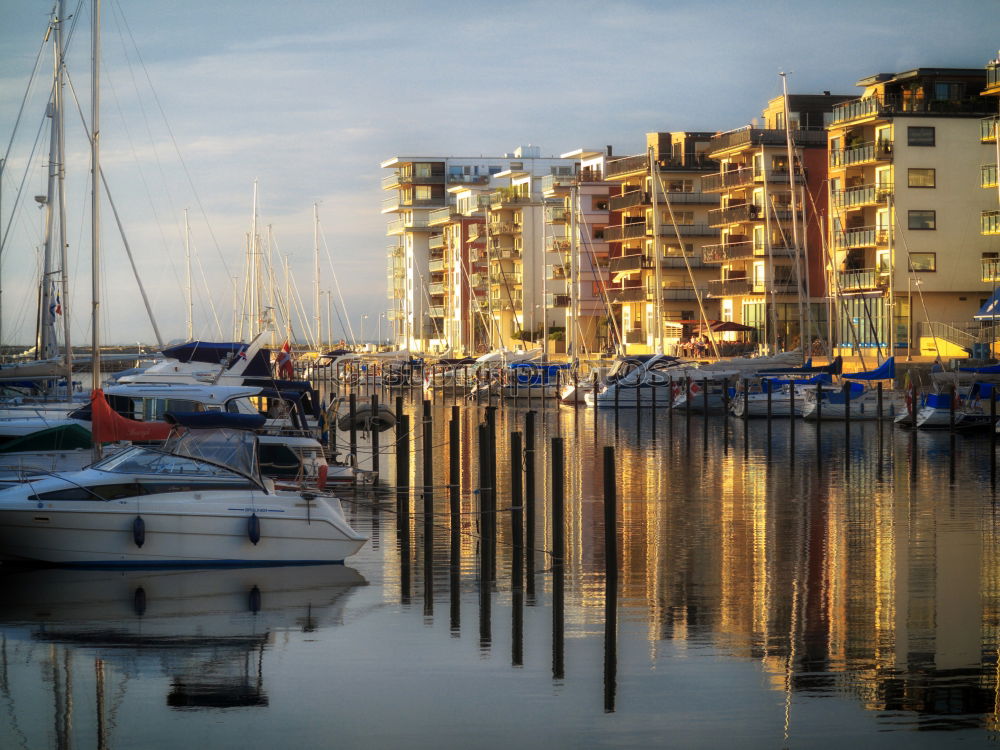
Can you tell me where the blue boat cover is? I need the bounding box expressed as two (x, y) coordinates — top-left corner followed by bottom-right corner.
(758, 357), (843, 375)
(959, 363), (1000, 374)
(761, 372), (833, 391)
(975, 288), (1000, 320)
(843, 357), (895, 380)
(163, 412), (266, 430)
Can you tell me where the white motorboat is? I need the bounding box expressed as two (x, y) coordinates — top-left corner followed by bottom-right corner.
(584, 355), (696, 407)
(0, 414), (367, 565)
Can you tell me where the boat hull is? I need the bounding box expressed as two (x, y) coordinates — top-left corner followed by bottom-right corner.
(0, 490), (366, 566)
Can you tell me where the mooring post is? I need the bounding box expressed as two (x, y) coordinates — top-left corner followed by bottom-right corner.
(450, 405), (460, 565)
(423, 401), (434, 558)
(524, 410), (537, 600)
(551, 437), (565, 565)
(370, 393), (380, 475)
(603, 445), (618, 580)
(949, 384), (956, 433)
(349, 392), (358, 467)
(511, 431), (523, 591)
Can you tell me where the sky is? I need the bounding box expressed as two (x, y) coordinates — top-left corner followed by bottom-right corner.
(0, 0), (997, 346)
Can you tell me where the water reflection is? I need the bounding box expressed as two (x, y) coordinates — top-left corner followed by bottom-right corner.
(0, 565), (364, 746)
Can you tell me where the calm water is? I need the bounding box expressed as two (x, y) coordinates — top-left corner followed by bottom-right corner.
(3, 395), (1000, 749)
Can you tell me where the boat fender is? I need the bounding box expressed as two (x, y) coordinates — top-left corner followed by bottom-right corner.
(317, 464), (328, 491)
(133, 587), (147, 616)
(132, 515), (145, 548)
(249, 585), (261, 613)
(248, 513), (261, 545)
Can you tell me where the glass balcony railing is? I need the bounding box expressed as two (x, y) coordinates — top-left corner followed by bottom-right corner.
(981, 116), (999, 143)
(829, 140), (893, 168)
(838, 268), (885, 291)
(982, 164), (998, 189)
(983, 210), (1000, 235)
(982, 258), (1000, 283)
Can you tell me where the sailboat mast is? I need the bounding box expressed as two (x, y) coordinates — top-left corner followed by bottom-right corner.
(184, 208), (192, 340)
(780, 72), (807, 352)
(313, 203), (321, 349)
(649, 147), (663, 354)
(569, 185), (578, 360)
(90, 0), (101, 384)
(38, 10), (61, 363)
(55, 0), (72, 391)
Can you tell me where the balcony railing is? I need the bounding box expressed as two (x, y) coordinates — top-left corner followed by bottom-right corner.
(548, 265), (568, 281)
(832, 183), (894, 209)
(428, 283), (446, 297)
(709, 127), (826, 155)
(603, 222), (647, 242)
(609, 287), (646, 303)
(428, 235), (446, 250)
(428, 258), (446, 272)
(982, 164), (998, 189)
(708, 203), (763, 226)
(983, 258), (1000, 282)
(490, 190), (531, 207)
(702, 167), (754, 192)
(832, 226), (889, 249)
(468, 273), (485, 287)
(447, 174), (490, 186)
(625, 330), (646, 344)
(838, 268), (886, 292)
(702, 240), (754, 263)
(546, 206), (569, 223)
(428, 206), (455, 225)
(983, 210), (1000, 235)
(545, 293), (571, 308)
(829, 140), (893, 167)
(605, 154), (718, 179)
(541, 175), (577, 193)
(608, 254), (645, 273)
(386, 218), (429, 234)
(707, 277), (754, 297)
(983, 116), (999, 143)
(488, 221), (519, 235)
(609, 190), (648, 212)
(427, 306), (446, 318)
(660, 223), (716, 237)
(832, 93), (993, 125)
(546, 237), (571, 253)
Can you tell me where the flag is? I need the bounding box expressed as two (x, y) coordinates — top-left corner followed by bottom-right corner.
(276, 340), (293, 379)
(48, 283), (61, 321)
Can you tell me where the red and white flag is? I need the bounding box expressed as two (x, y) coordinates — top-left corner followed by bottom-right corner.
(276, 340), (293, 379)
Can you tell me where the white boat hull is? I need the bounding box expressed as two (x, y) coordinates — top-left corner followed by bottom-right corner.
(0, 489), (366, 566)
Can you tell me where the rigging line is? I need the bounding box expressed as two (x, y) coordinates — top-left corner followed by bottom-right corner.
(104, 1), (184, 298)
(459, 221), (494, 353)
(892, 211), (941, 365)
(111, 1), (232, 282)
(821, 185), (871, 368)
(190, 239), (224, 338)
(575, 203), (620, 358)
(318, 219), (355, 344)
(0, 115), (49, 260)
(654, 166), (719, 358)
(0, 8), (49, 170)
(63, 69), (165, 347)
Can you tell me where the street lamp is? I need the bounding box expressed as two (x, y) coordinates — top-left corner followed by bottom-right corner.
(361, 314), (368, 349)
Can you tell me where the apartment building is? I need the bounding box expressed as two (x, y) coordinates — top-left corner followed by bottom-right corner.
(604, 132), (720, 355)
(826, 68), (994, 355)
(541, 148), (614, 357)
(382, 147), (574, 352)
(705, 94), (849, 352)
(980, 56), (1000, 343)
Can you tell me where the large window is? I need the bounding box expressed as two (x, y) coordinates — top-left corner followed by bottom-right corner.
(908, 168), (936, 188)
(908, 210), (936, 230)
(908, 126), (935, 146)
(909, 252), (936, 271)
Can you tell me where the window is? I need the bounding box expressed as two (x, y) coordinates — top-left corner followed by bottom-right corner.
(908, 210), (936, 230)
(908, 168), (935, 188)
(415, 185), (432, 201)
(415, 163), (432, 177)
(593, 197), (609, 211)
(666, 179), (693, 193)
(909, 252), (936, 271)
(908, 126), (935, 146)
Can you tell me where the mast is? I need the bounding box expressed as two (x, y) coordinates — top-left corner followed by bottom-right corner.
(313, 202), (321, 349)
(184, 208), (192, 340)
(569, 185), (578, 360)
(90, 0), (101, 459)
(761, 144), (779, 352)
(649, 147), (663, 354)
(38, 11), (61, 363)
(55, 0), (72, 391)
(780, 72), (807, 352)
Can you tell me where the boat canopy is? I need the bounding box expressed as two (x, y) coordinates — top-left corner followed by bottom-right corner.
(163, 411), (266, 431)
(161, 423), (260, 483)
(757, 356), (843, 375)
(975, 288), (1000, 320)
(161, 341), (273, 377)
(760, 372), (833, 391)
(843, 357), (895, 381)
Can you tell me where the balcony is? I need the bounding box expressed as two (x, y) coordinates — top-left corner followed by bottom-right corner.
(546, 206), (569, 223)
(709, 127), (826, 155)
(609, 253), (645, 273)
(545, 293), (571, 308)
(605, 154), (717, 179)
(546, 237), (571, 253)
(702, 167), (754, 192)
(386, 218), (430, 235)
(609, 190), (649, 212)
(608, 287), (646, 303)
(832, 93), (992, 126)
(548, 265), (568, 281)
(708, 203), (763, 226)
(428, 258), (446, 273)
(983, 258), (1000, 283)
(541, 175), (577, 193)
(490, 291), (523, 309)
(983, 116), (999, 143)
(832, 226), (884, 250)
(428, 206), (456, 225)
(702, 240), (754, 264)
(659, 223), (716, 237)
(468, 273), (486, 287)
(657, 286), (703, 301)
(496, 245), (522, 260)
(428, 282), (446, 297)
(833, 183), (894, 209)
(982, 164), (998, 189)
(488, 221), (519, 235)
(396, 173), (445, 186)
(838, 268), (886, 292)
(387, 244), (403, 257)
(625, 330), (646, 344)
(427, 306), (446, 318)
(983, 210), (1000, 235)
(707, 277), (754, 297)
(428, 235), (445, 250)
(447, 174), (490, 186)
(829, 140), (893, 168)
(604, 222), (647, 242)
(490, 189), (531, 208)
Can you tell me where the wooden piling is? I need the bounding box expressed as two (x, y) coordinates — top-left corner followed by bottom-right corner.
(449, 405), (460, 565)
(511, 431), (523, 591)
(551, 437), (565, 565)
(370, 393), (380, 475)
(524, 410), (537, 600)
(603, 446), (618, 579)
(348, 393), (358, 466)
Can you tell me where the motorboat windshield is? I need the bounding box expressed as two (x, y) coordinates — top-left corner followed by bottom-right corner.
(92, 445), (249, 481)
(163, 427), (260, 480)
